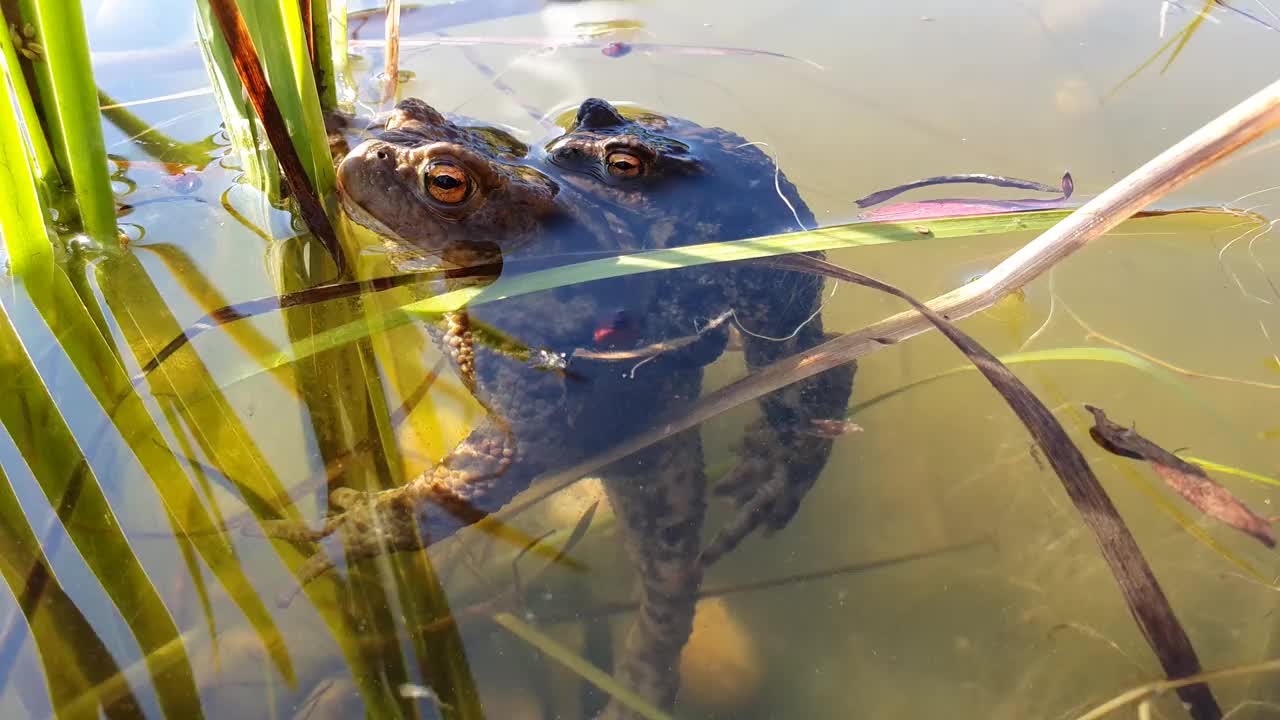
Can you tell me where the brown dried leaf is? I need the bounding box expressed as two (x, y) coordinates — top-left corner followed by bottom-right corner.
(1086, 405), (1275, 548)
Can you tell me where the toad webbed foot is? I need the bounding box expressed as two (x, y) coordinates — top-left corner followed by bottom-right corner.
(250, 417), (529, 606)
(701, 358), (856, 566)
(252, 485), (431, 607)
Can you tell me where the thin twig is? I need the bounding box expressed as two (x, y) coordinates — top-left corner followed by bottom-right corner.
(1074, 657), (1280, 720)
(382, 0), (401, 102)
(1062, 302), (1280, 390)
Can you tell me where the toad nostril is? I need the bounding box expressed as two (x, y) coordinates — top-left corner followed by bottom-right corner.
(375, 150), (388, 160)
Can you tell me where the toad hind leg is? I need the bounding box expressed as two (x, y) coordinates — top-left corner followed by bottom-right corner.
(704, 259), (857, 564)
(599, 425), (708, 719)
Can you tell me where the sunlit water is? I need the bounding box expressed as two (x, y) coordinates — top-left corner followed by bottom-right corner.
(4, 1), (1280, 718)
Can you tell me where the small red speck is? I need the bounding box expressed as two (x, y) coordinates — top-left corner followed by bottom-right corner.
(165, 171), (202, 195)
(593, 309), (639, 347)
(601, 41), (632, 58)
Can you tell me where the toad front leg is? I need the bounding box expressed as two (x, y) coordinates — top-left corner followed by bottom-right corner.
(701, 257), (856, 564)
(255, 416), (525, 605)
(255, 344), (569, 606)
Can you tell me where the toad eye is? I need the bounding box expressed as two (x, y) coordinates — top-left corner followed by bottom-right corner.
(605, 151), (643, 178)
(425, 163), (470, 204)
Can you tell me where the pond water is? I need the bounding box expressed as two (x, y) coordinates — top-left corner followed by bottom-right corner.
(3, 0), (1280, 718)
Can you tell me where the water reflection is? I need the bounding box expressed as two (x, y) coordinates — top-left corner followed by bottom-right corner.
(4, 0), (1280, 718)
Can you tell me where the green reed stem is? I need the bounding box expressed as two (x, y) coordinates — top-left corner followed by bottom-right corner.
(0, 7), (54, 186)
(311, 0), (339, 110)
(16, 0), (117, 244)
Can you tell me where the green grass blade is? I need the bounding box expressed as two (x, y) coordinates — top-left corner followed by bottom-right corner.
(328, 0), (353, 104)
(1, 47), (294, 681)
(0, 297), (203, 718)
(310, 0), (339, 111)
(193, 1), (282, 198)
(228, 0), (336, 197)
(406, 212), (1068, 316)
(0, 33), (52, 282)
(0, 460), (141, 719)
(0, 29), (116, 347)
(400, 208), (1248, 317)
(204, 208), (1250, 388)
(847, 347), (1194, 416)
(1180, 456), (1280, 489)
(94, 251), (406, 717)
(492, 612), (675, 720)
(15, 0), (117, 243)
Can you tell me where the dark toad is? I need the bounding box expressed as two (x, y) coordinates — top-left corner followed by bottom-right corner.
(538, 98), (856, 717)
(263, 97), (855, 718)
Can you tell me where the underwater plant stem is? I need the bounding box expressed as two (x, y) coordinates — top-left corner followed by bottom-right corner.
(309, 0), (338, 110)
(382, 0), (401, 101)
(1061, 301), (1280, 390)
(1074, 657), (1280, 720)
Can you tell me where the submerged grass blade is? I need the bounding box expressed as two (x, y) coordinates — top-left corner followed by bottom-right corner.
(847, 347), (1193, 416)
(140, 242), (296, 393)
(2, 42), (294, 682)
(17, 266), (300, 683)
(769, 254), (1222, 717)
(0, 297), (203, 718)
(1107, 0), (1215, 98)
(1181, 456), (1280, 489)
(94, 251), (405, 717)
(1162, 0), (1216, 72)
(492, 612), (675, 720)
(0, 461), (141, 718)
(97, 89), (217, 168)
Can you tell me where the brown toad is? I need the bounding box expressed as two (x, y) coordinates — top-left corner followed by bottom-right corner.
(264, 97), (855, 717)
(333, 97), (564, 266)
